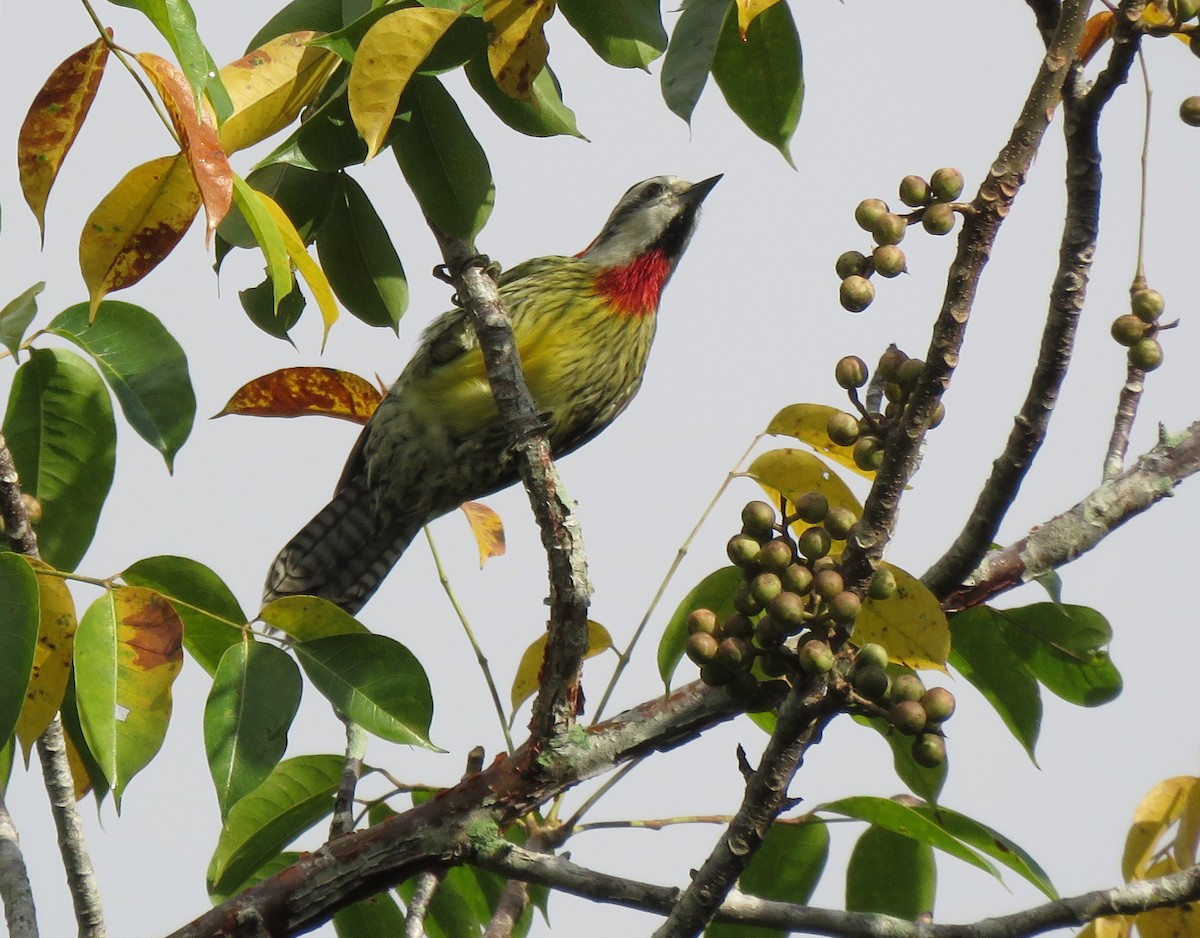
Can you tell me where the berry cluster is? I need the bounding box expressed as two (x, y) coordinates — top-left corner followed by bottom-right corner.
(837, 168), (966, 313)
(827, 350), (945, 472)
(1110, 288), (1167, 372)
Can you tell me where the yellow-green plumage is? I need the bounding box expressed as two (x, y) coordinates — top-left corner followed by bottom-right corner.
(264, 175), (718, 613)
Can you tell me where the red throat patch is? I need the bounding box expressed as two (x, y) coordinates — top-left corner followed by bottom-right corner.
(593, 249), (670, 316)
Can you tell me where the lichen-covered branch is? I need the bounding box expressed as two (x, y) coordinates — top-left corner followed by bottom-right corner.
(0, 800), (37, 938)
(1103, 361), (1147, 480)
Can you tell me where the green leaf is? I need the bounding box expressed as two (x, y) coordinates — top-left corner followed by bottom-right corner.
(247, 0), (346, 51)
(61, 670), (110, 805)
(1035, 569), (1063, 604)
(398, 864), (493, 938)
(711, 0), (803, 165)
(207, 753), (343, 900)
(205, 641), (302, 820)
(845, 824), (936, 919)
(294, 633), (436, 747)
(657, 565), (743, 688)
(999, 603), (1122, 707)
(0, 554), (41, 748)
(48, 301), (195, 471)
(0, 736), (12, 796)
(260, 594), (368, 641)
(910, 804), (1058, 900)
(218, 164), (337, 251)
(3, 348), (116, 571)
(660, 0), (727, 123)
(334, 892), (407, 937)
(122, 555), (245, 676)
(316, 173), (408, 330)
(852, 713), (947, 805)
(240, 275), (307, 341)
(950, 608), (1043, 763)
(465, 58), (584, 139)
(231, 175), (292, 312)
(708, 819), (828, 938)
(559, 0), (666, 68)
(107, 0), (232, 120)
(391, 76), (494, 240)
(818, 796), (999, 879)
(0, 282), (45, 360)
(261, 84), (372, 173)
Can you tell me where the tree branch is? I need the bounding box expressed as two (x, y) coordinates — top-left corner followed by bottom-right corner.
(0, 799), (37, 938)
(427, 230), (591, 745)
(942, 419), (1200, 611)
(1103, 361), (1147, 480)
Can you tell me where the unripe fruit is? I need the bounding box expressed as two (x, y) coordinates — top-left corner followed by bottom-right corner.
(834, 355), (870, 390)
(912, 732), (947, 768)
(728, 670), (760, 701)
(781, 563), (814, 595)
(872, 244), (907, 278)
(717, 636), (752, 670)
(687, 608), (719, 636)
(891, 673), (925, 703)
(741, 500), (777, 538)
(868, 567), (898, 600)
(921, 686), (957, 723)
(798, 639), (835, 674)
(723, 613), (755, 641)
(826, 412), (861, 447)
(855, 198), (889, 231)
(853, 664), (890, 701)
(835, 250), (870, 279)
(755, 616), (785, 646)
(921, 201), (956, 235)
(840, 276), (875, 313)
(828, 590), (862, 624)
(930, 401), (947, 429)
(759, 651), (789, 676)
(883, 382), (904, 404)
(856, 643), (889, 670)
(853, 436), (885, 471)
(727, 534), (761, 569)
(701, 662), (732, 687)
(813, 568), (845, 600)
(896, 357), (925, 391)
(1129, 337), (1164, 371)
(825, 506), (858, 541)
(758, 538), (794, 574)
(1111, 314), (1148, 347)
(1181, 96), (1200, 127)
(890, 700), (928, 735)
(1131, 288), (1165, 322)
(686, 631), (719, 665)
(794, 492), (829, 524)
(767, 590), (808, 631)
(21, 494), (43, 525)
(797, 526), (832, 561)
(876, 347), (908, 382)
(899, 174), (931, 207)
(812, 555), (839, 572)
(732, 584), (764, 616)
(871, 212), (907, 246)
(1172, 0), (1199, 20)
(749, 572), (783, 605)
(930, 167), (965, 201)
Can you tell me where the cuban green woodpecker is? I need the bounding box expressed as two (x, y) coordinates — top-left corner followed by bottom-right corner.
(264, 175), (720, 614)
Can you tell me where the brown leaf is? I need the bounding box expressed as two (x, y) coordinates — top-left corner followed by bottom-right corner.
(460, 501), (506, 567)
(18, 35), (110, 242)
(215, 367), (383, 423)
(136, 52), (233, 243)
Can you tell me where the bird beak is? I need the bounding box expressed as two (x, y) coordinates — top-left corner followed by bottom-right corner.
(682, 174), (722, 205)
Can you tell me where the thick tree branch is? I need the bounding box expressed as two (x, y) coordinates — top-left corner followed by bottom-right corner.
(840, 0), (1092, 592)
(475, 841), (1200, 938)
(923, 28), (1141, 598)
(942, 419), (1200, 610)
(0, 435), (106, 938)
(0, 800), (37, 938)
(428, 229), (591, 745)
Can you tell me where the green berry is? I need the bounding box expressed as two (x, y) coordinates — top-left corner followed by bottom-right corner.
(1172, 0), (1199, 20)
(826, 412), (861, 447)
(1182, 96), (1200, 127)
(855, 198), (889, 231)
(794, 492), (829, 525)
(727, 669), (760, 701)
(686, 631), (719, 665)
(835, 249), (870, 279)
(921, 202), (956, 235)
(700, 662), (733, 687)
(930, 401), (947, 429)
(717, 636), (753, 670)
(853, 436), (885, 472)
(912, 732), (947, 768)
(853, 664), (890, 701)
(876, 347), (908, 382)
(834, 355), (869, 390)
(891, 673), (926, 703)
(898, 174), (930, 207)
(749, 572), (783, 605)
(727, 534), (761, 569)
(930, 167), (965, 201)
(840, 275), (875, 313)
(741, 500), (777, 539)
(732, 583), (764, 616)
(1111, 314), (1148, 347)
(896, 357), (925, 391)
(813, 568), (845, 601)
(766, 591), (808, 631)
(872, 244), (907, 278)
(921, 686), (957, 723)
(825, 506), (858, 541)
(1129, 337), (1164, 371)
(798, 639), (835, 675)
(1131, 288), (1165, 322)
(828, 590), (862, 624)
(723, 613), (755, 641)
(781, 563), (814, 595)
(758, 538), (794, 574)
(868, 567), (898, 600)
(797, 526), (832, 561)
(687, 608), (719, 636)
(871, 212), (907, 246)
(890, 700), (928, 735)
(856, 643), (889, 670)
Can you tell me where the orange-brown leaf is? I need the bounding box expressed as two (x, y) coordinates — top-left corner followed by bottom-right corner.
(136, 52), (233, 243)
(215, 367), (383, 423)
(80, 153), (201, 319)
(484, 0), (555, 101)
(1078, 11), (1115, 65)
(460, 501), (506, 567)
(18, 35), (110, 242)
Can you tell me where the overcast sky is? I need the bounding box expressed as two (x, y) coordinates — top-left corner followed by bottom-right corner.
(4, 2), (1200, 936)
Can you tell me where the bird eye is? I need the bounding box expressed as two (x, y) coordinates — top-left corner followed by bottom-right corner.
(640, 182), (666, 202)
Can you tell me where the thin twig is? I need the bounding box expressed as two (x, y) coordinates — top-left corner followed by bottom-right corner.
(403, 872), (440, 938)
(560, 757), (645, 835)
(330, 720), (368, 838)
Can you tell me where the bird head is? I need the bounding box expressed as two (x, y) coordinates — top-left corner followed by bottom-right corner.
(580, 175), (721, 315)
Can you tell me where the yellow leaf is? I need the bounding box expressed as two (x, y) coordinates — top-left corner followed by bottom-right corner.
(744, 449), (863, 538)
(219, 32), (339, 154)
(136, 52), (232, 244)
(736, 0), (783, 36)
(1173, 778), (1200, 868)
(62, 724), (95, 802)
(80, 153), (201, 320)
(230, 175), (292, 311)
(854, 563), (950, 671)
(1123, 776), (1198, 881)
(510, 620), (612, 714)
(1077, 916), (1131, 938)
(348, 8), (461, 161)
(15, 558), (77, 761)
(766, 403), (875, 480)
(256, 191), (340, 348)
(484, 0), (555, 101)
(259, 595), (368, 642)
(460, 501), (506, 567)
(18, 35), (109, 243)
(1134, 857), (1199, 938)
(215, 367), (382, 424)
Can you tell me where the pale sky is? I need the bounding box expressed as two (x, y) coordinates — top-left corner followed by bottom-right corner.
(3, 2), (1200, 936)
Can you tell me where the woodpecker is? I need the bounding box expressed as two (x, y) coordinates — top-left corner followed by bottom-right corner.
(263, 175), (720, 614)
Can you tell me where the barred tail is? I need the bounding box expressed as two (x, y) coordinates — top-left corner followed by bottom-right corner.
(262, 473), (419, 615)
